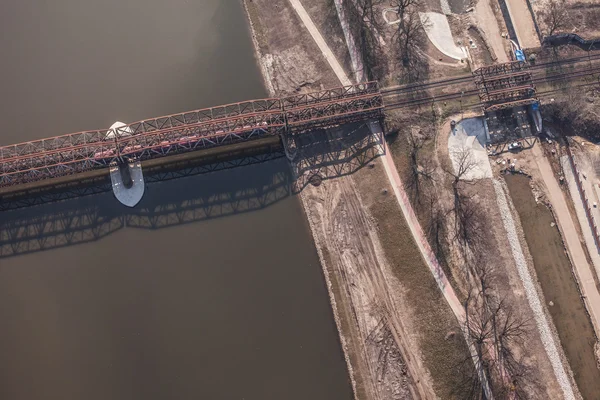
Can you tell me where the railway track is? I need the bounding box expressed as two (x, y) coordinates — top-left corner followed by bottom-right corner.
(382, 58), (600, 110)
(380, 52), (600, 99)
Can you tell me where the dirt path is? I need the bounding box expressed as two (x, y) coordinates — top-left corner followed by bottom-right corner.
(534, 144), (600, 337)
(303, 174), (436, 400)
(287, 0), (352, 86)
(286, 3), (431, 397)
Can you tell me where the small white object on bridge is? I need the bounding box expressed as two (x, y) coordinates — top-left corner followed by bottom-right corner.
(106, 120), (132, 139)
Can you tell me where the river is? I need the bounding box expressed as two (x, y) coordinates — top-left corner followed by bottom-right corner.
(0, 1), (352, 399)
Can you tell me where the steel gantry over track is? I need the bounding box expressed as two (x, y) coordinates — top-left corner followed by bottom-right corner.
(473, 61), (538, 112)
(0, 82), (383, 189)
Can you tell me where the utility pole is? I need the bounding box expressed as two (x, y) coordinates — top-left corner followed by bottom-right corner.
(460, 91), (464, 120)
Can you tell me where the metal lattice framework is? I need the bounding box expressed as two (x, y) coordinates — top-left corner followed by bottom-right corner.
(0, 82), (382, 189)
(473, 61), (537, 112)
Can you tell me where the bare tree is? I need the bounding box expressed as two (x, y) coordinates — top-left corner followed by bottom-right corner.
(442, 146), (491, 261)
(458, 249), (531, 399)
(351, 0), (384, 25)
(391, 0), (420, 25)
(539, 0), (571, 36)
(447, 146), (480, 188)
(544, 88), (600, 139)
(406, 128), (435, 203)
(347, 0), (386, 80)
(396, 8), (428, 82)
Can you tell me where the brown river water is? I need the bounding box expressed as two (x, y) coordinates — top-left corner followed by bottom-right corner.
(0, 1), (352, 399)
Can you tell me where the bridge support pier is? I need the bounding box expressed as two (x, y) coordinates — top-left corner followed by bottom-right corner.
(281, 132), (299, 162)
(110, 160), (145, 207)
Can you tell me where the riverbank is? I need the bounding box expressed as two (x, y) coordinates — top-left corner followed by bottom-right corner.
(243, 1), (472, 398)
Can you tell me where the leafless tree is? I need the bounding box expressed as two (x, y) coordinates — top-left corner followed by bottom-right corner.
(347, 0), (387, 80)
(443, 147), (482, 247)
(394, 7), (429, 83)
(447, 146), (480, 188)
(539, 0), (571, 36)
(406, 128), (435, 204)
(391, 0), (420, 26)
(351, 0), (384, 26)
(465, 296), (529, 399)
(458, 250), (531, 399)
(543, 88), (600, 139)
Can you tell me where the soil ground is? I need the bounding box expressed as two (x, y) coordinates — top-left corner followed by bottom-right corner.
(505, 173), (600, 400)
(531, 0), (600, 39)
(244, 0), (474, 398)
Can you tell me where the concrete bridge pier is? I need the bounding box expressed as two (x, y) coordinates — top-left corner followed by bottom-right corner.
(110, 159), (145, 207)
(107, 122), (145, 207)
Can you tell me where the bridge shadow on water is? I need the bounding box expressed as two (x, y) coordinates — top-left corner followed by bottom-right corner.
(0, 160), (292, 259)
(0, 121), (384, 259)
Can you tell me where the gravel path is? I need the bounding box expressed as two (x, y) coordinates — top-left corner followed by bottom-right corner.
(492, 179), (576, 400)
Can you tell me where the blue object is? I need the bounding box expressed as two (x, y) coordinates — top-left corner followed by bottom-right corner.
(515, 49), (526, 61)
(532, 102), (539, 111)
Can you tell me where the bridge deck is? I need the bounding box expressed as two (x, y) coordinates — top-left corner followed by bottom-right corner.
(0, 82), (382, 188)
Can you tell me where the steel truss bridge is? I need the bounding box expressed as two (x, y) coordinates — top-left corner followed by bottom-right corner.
(0, 82), (383, 189)
(473, 61), (538, 112)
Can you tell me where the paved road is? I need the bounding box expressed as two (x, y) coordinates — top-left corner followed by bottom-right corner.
(535, 145), (600, 336)
(474, 0), (509, 63)
(504, 0), (540, 49)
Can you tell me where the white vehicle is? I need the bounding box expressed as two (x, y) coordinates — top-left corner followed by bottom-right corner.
(508, 142), (522, 151)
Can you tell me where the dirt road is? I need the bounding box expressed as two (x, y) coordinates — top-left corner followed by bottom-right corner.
(534, 145), (600, 334)
(303, 174), (436, 399)
(504, 0), (540, 49)
(373, 122), (494, 399)
(287, 0), (352, 86)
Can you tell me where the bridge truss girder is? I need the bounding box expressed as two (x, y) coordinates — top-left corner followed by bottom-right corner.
(0, 82), (383, 189)
(473, 61), (537, 112)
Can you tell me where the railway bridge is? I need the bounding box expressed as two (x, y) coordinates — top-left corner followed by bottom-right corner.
(1, 54), (596, 206)
(0, 82), (383, 190)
